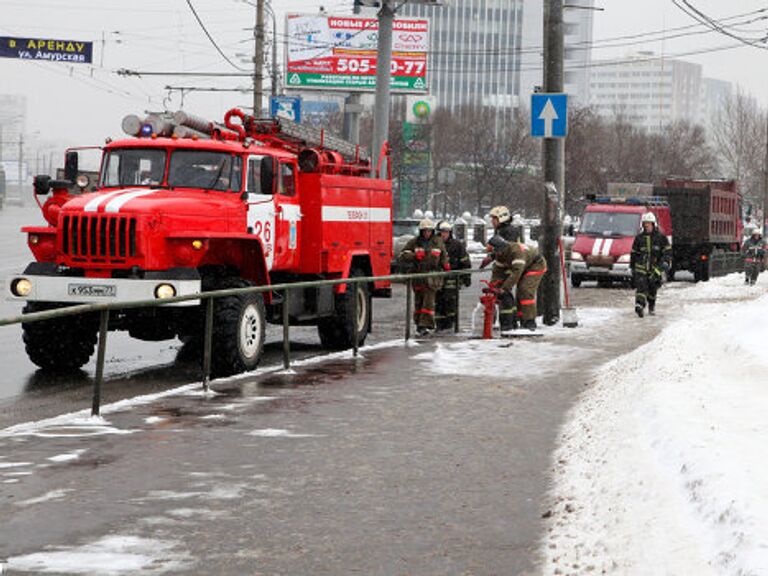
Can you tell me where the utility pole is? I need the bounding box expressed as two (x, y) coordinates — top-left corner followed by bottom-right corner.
(271, 10), (278, 98)
(371, 0), (395, 176)
(253, 0), (266, 116)
(343, 0), (363, 144)
(764, 116), (768, 231)
(540, 0), (564, 325)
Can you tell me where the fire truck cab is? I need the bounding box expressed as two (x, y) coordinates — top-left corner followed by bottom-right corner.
(570, 197), (672, 287)
(7, 109), (392, 377)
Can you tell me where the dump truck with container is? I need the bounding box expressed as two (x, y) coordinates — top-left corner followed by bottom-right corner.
(653, 178), (743, 282)
(7, 109), (393, 376)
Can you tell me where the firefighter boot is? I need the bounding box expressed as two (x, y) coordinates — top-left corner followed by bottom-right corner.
(635, 304), (644, 318)
(499, 315), (518, 333)
(522, 319), (537, 332)
(648, 301), (656, 316)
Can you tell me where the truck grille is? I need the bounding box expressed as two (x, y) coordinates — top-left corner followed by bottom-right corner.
(61, 215), (138, 262)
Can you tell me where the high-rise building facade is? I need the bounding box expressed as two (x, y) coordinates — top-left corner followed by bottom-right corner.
(400, 0), (526, 111)
(589, 53), (703, 132)
(401, 1), (595, 111)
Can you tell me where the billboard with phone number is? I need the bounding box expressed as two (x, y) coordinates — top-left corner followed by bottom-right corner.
(285, 14), (429, 93)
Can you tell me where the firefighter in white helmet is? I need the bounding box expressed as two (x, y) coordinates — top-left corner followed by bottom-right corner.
(481, 205), (525, 326)
(742, 225), (765, 285)
(630, 212), (671, 317)
(399, 218), (449, 336)
(434, 221), (472, 330)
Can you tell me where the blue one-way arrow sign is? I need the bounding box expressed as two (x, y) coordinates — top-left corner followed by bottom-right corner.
(531, 93), (568, 138)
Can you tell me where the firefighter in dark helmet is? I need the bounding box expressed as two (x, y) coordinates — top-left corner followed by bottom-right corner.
(399, 218), (449, 336)
(630, 212), (671, 317)
(486, 235), (547, 331)
(434, 220), (472, 330)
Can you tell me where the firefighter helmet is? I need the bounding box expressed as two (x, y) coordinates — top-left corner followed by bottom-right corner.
(641, 212), (657, 225)
(437, 221), (452, 232)
(489, 206), (511, 223)
(419, 218), (435, 231)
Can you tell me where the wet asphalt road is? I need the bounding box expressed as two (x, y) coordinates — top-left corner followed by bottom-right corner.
(0, 202), (683, 575)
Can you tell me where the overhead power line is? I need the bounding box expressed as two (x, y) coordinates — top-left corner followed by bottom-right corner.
(185, 0), (249, 71)
(672, 0), (768, 50)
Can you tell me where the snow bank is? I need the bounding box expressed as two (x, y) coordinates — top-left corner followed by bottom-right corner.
(542, 284), (768, 574)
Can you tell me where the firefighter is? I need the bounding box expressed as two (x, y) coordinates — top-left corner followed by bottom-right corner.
(399, 218), (449, 336)
(630, 212), (671, 317)
(434, 221), (472, 330)
(480, 206), (525, 322)
(742, 227), (766, 285)
(486, 235), (547, 331)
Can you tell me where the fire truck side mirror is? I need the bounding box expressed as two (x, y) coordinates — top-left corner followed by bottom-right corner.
(33, 175), (52, 196)
(64, 151), (79, 183)
(260, 156), (277, 195)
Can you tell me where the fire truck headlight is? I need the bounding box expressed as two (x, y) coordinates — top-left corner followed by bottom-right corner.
(12, 278), (33, 297)
(571, 251), (583, 261)
(617, 253), (631, 263)
(154, 283), (176, 299)
(28, 234), (40, 245)
(75, 174), (90, 190)
(191, 240), (204, 250)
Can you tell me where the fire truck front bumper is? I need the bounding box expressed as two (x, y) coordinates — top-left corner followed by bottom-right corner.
(7, 269), (201, 306)
(570, 261), (632, 281)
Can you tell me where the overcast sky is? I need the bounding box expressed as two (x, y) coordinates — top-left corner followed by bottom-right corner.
(1, 0), (767, 153)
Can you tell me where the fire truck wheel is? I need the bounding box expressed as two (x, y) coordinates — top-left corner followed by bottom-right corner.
(317, 270), (370, 350)
(211, 278), (266, 378)
(22, 302), (99, 372)
(570, 275), (582, 288)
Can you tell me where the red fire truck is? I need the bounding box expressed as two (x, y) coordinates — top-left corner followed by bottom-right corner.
(7, 109), (393, 376)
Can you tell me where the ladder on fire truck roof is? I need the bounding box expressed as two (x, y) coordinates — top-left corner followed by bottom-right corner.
(263, 116), (369, 162)
(127, 109), (370, 164)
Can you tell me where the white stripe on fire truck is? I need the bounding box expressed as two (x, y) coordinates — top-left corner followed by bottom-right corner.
(591, 238), (603, 256)
(104, 189), (160, 213)
(279, 204), (302, 221)
(321, 206), (391, 223)
(601, 238), (613, 256)
(83, 189), (138, 213)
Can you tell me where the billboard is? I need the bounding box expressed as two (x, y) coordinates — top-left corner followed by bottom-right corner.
(0, 36), (93, 64)
(286, 14), (429, 93)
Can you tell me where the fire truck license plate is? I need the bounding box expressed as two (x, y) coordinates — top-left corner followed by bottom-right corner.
(68, 283), (117, 297)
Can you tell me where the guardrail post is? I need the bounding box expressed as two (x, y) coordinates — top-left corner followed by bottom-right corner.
(405, 278), (412, 342)
(282, 288), (291, 370)
(91, 309), (110, 417)
(454, 273), (461, 333)
(351, 278), (359, 357)
(202, 297), (214, 391)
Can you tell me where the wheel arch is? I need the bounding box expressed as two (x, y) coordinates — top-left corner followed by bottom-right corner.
(203, 237), (272, 303)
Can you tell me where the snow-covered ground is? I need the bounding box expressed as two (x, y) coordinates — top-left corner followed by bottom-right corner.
(541, 274), (768, 575)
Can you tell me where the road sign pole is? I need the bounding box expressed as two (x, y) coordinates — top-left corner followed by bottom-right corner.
(540, 0), (564, 326)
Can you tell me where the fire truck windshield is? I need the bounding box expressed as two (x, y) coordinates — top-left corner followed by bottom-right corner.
(580, 211), (641, 237)
(168, 150), (242, 192)
(102, 148), (166, 187)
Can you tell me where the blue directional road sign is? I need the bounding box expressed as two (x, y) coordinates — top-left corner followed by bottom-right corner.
(530, 93), (568, 138)
(270, 96), (302, 123)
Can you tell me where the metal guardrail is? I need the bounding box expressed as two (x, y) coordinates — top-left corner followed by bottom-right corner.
(1, 268), (484, 416)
